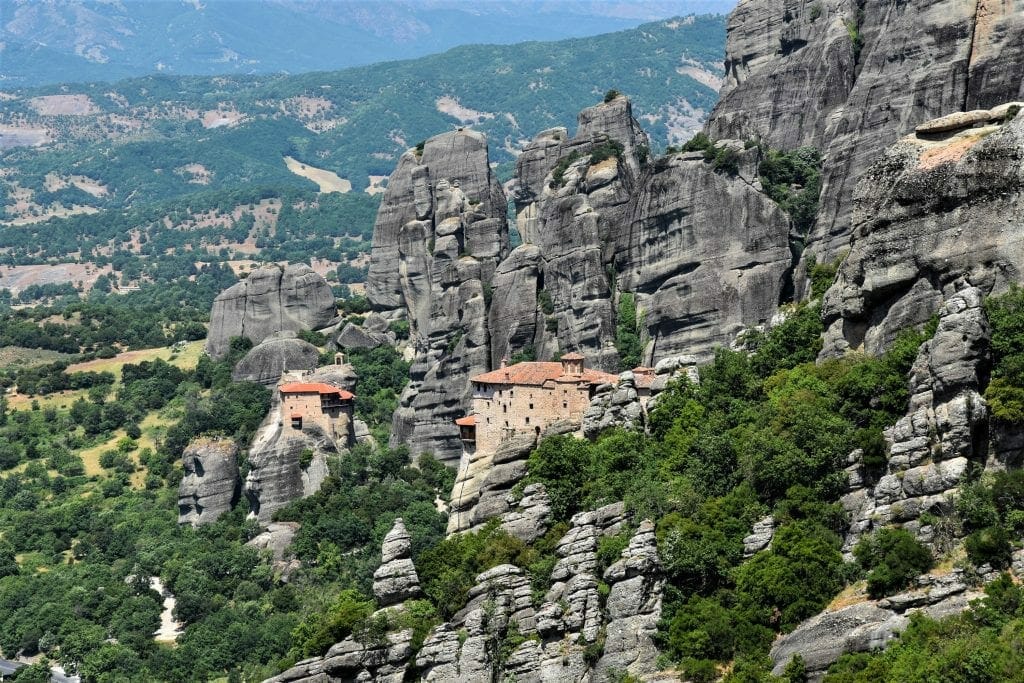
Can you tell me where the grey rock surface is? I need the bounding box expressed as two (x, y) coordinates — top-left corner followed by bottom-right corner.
(583, 371), (646, 438)
(616, 149), (792, 363)
(365, 129), (508, 465)
(822, 114), (1022, 358)
(206, 264), (335, 360)
(839, 288), (989, 556)
(374, 519), (422, 607)
(231, 337), (320, 385)
(770, 602), (909, 679)
(500, 96), (649, 370)
(707, 0), (1024, 267)
(177, 438), (239, 526)
(594, 519), (664, 680)
(244, 379), (353, 524)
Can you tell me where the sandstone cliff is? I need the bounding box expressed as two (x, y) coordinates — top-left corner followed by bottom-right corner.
(364, 129), (509, 465)
(244, 366), (358, 524)
(206, 264), (336, 360)
(822, 105), (1024, 357)
(706, 0), (1024, 266)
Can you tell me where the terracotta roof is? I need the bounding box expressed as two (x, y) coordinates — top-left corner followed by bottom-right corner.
(279, 382), (355, 399)
(290, 413), (302, 419)
(631, 367), (656, 390)
(471, 362), (618, 387)
(560, 352), (585, 360)
(455, 415), (477, 426)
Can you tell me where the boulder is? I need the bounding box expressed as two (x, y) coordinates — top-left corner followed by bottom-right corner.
(231, 337), (320, 385)
(206, 264), (335, 360)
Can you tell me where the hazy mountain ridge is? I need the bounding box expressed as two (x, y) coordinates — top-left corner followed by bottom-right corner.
(0, 0), (735, 86)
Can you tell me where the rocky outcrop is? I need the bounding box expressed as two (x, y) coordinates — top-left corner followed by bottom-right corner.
(497, 96), (650, 371)
(447, 432), (536, 536)
(707, 0), (1024, 266)
(268, 518), (422, 683)
(206, 264), (336, 360)
(247, 522), (301, 579)
(177, 438), (240, 526)
(373, 519), (421, 607)
(583, 370), (645, 438)
(365, 129), (508, 465)
(770, 571), (982, 680)
(822, 111), (1024, 357)
(840, 287), (990, 555)
(231, 336), (320, 385)
(593, 519), (664, 680)
(274, 502), (666, 683)
(244, 367), (357, 524)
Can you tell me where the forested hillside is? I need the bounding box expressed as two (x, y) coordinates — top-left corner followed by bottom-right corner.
(0, 15), (724, 312)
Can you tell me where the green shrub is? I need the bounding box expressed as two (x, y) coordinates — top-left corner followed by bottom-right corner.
(966, 525), (1013, 569)
(616, 292), (643, 371)
(853, 528), (933, 598)
(603, 89), (622, 103)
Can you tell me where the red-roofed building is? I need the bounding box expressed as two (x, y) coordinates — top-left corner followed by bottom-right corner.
(457, 354), (618, 453)
(280, 378), (355, 438)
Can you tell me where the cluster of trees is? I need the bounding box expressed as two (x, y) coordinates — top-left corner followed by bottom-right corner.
(0, 264), (233, 355)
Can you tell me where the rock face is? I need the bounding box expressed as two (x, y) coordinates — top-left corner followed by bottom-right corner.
(770, 571), (982, 680)
(822, 112), (1024, 357)
(839, 288), (990, 556)
(365, 129), (509, 465)
(231, 336), (320, 385)
(177, 438), (240, 526)
(206, 264), (336, 360)
(447, 432), (537, 536)
(499, 96), (649, 370)
(707, 0), (1024, 266)
(617, 146), (793, 363)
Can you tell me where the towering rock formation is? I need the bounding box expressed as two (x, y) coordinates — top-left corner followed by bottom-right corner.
(244, 366), (358, 524)
(499, 95), (649, 370)
(822, 106), (1024, 357)
(706, 0), (1024, 266)
(177, 438), (240, 526)
(365, 128), (509, 464)
(206, 264), (336, 360)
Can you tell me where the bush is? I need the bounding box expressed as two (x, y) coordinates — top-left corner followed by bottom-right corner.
(966, 525), (1013, 569)
(853, 528), (933, 598)
(603, 89), (622, 103)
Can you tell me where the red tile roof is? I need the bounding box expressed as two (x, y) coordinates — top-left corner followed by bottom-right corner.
(279, 382), (355, 399)
(471, 361), (618, 387)
(290, 413), (303, 420)
(455, 415), (477, 426)
(632, 367), (656, 390)
(560, 352), (585, 360)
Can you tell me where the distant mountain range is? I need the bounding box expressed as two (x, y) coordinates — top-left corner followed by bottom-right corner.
(0, 0), (735, 86)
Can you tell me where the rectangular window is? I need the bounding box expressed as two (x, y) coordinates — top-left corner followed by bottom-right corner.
(529, 403), (534, 409)
(563, 401), (568, 409)
(503, 404), (507, 413)
(525, 417), (530, 425)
